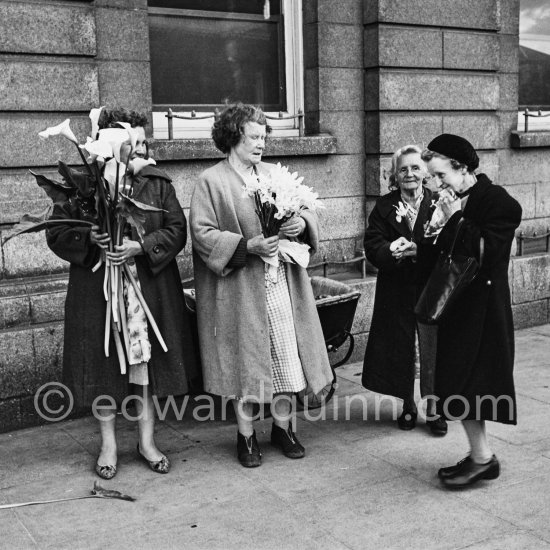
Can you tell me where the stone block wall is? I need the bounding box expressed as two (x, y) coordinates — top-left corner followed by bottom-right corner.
(0, 0), (549, 432)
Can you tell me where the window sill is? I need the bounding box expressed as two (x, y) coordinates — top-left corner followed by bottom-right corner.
(511, 131), (550, 148)
(149, 134), (337, 161)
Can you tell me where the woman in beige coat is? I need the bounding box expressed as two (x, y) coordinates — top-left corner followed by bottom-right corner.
(190, 103), (333, 467)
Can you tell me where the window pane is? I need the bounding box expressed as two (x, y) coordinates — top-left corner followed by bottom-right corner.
(148, 0), (280, 15)
(149, 10), (285, 110)
(519, 0), (550, 107)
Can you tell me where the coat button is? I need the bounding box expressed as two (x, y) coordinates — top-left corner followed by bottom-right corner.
(74, 233), (81, 241)
(486, 280), (492, 286)
(153, 245), (160, 253)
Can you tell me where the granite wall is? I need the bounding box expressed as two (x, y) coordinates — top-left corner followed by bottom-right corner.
(0, 0), (548, 432)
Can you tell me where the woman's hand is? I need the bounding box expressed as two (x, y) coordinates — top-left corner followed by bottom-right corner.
(247, 235), (279, 257)
(440, 194), (462, 219)
(393, 241), (417, 260)
(106, 238), (143, 266)
(280, 216), (306, 238)
(90, 225), (110, 249)
(390, 237), (417, 260)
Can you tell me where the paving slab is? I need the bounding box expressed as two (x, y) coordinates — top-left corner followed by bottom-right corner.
(0, 324), (549, 549)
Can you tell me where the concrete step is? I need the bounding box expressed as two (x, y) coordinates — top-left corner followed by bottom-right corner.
(0, 273), (67, 329)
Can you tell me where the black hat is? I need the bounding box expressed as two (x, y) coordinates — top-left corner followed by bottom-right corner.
(427, 133), (479, 172)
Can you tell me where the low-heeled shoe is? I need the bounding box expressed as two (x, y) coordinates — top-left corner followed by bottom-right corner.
(438, 456), (472, 479)
(237, 431), (262, 468)
(440, 455), (500, 489)
(95, 463), (117, 480)
(270, 423), (305, 459)
(397, 410), (417, 431)
(137, 444), (171, 474)
(426, 416), (448, 436)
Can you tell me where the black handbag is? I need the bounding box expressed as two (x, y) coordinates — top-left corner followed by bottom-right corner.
(415, 218), (484, 324)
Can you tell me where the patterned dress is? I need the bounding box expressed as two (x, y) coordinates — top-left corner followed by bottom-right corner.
(265, 262), (308, 393)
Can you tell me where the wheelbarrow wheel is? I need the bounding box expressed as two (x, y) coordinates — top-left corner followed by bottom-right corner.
(295, 370), (337, 411)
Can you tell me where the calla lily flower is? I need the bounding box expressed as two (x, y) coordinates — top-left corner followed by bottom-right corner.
(103, 158), (127, 196)
(130, 157), (156, 175)
(114, 122), (138, 153)
(80, 137), (113, 164)
(38, 119), (79, 144)
(96, 128), (130, 163)
(89, 106), (105, 140)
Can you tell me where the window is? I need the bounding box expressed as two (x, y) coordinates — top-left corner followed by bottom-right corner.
(148, 0), (304, 139)
(518, 0), (550, 130)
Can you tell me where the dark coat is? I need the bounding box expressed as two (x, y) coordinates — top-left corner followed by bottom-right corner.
(46, 166), (199, 409)
(417, 174), (522, 424)
(362, 187), (437, 400)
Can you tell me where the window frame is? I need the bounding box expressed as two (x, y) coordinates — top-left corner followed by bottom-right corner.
(148, 0), (304, 140)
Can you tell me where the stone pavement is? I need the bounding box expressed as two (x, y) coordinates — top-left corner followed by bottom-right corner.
(1, 324), (550, 550)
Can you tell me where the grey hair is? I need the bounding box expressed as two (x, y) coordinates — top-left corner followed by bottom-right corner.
(388, 144), (424, 190)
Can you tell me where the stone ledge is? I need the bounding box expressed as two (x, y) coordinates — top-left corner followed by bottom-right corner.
(511, 131), (550, 149)
(149, 135), (338, 161)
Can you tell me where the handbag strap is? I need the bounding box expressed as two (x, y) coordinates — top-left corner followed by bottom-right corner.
(449, 216), (484, 266)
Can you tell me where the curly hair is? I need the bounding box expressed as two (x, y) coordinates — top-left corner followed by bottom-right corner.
(97, 107), (148, 131)
(388, 144), (425, 191)
(212, 103), (271, 154)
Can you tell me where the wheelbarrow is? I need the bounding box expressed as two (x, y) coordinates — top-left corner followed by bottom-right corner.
(183, 276), (361, 409)
(296, 276), (361, 409)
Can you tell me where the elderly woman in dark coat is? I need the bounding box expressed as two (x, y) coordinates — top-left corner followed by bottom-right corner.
(47, 108), (198, 479)
(419, 134), (522, 489)
(190, 103), (333, 468)
(362, 145), (446, 435)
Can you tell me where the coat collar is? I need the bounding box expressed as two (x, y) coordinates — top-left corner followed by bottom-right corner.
(129, 165), (171, 199)
(462, 173), (491, 218)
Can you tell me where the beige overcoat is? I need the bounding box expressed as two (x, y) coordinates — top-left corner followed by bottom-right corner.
(190, 159), (333, 402)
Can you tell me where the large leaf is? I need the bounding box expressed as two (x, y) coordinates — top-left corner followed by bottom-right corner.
(116, 195), (166, 240)
(29, 170), (75, 205)
(58, 161), (96, 198)
(2, 208), (93, 245)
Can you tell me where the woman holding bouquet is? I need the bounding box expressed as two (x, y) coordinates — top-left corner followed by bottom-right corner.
(47, 108), (198, 479)
(419, 134), (522, 489)
(361, 145), (446, 435)
(190, 103), (333, 468)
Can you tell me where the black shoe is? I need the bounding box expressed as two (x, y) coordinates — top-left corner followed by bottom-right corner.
(271, 423), (305, 459)
(237, 431), (262, 468)
(426, 416), (448, 437)
(397, 410), (417, 430)
(440, 455), (500, 489)
(438, 456), (472, 479)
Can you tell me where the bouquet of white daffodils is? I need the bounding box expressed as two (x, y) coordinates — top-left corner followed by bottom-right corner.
(242, 162), (324, 272)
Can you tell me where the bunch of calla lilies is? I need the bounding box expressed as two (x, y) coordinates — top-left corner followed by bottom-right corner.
(3, 108), (168, 374)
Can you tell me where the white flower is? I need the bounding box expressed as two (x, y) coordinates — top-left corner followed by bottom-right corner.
(394, 201), (408, 223)
(103, 158), (127, 196)
(38, 119), (79, 144)
(114, 121), (138, 153)
(80, 136), (112, 163)
(96, 128), (130, 162)
(89, 106), (105, 140)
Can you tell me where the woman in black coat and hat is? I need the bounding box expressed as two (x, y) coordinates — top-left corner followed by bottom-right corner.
(419, 134), (522, 489)
(362, 144), (447, 436)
